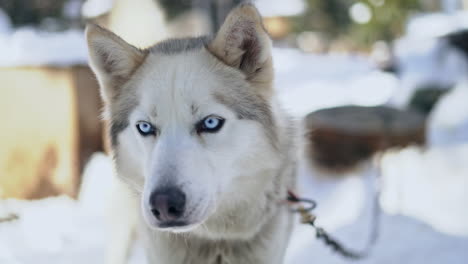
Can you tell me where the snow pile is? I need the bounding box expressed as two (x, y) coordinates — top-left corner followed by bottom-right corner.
(428, 81), (468, 146)
(273, 48), (399, 118)
(81, 0), (115, 18)
(390, 37), (468, 107)
(0, 27), (88, 67)
(77, 153), (114, 217)
(407, 11), (468, 39)
(381, 144), (468, 237)
(0, 8), (12, 35)
(388, 11), (468, 107)
(0, 5), (88, 67)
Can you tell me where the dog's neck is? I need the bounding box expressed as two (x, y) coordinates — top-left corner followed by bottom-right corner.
(193, 172), (289, 240)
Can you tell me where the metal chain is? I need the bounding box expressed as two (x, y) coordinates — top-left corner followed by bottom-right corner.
(287, 161), (382, 260)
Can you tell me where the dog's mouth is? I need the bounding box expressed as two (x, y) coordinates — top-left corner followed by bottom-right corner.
(156, 221), (200, 233)
(158, 220), (189, 228)
(152, 205), (213, 233)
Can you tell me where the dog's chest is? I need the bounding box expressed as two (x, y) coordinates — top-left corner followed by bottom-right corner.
(144, 236), (268, 264)
(141, 213), (291, 264)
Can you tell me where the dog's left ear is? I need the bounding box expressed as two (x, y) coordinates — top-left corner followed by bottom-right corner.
(208, 3), (273, 93)
(86, 24), (148, 103)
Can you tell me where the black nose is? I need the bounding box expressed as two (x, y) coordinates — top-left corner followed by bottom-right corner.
(149, 187), (186, 222)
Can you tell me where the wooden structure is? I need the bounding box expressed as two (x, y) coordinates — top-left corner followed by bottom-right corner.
(304, 105), (426, 173)
(0, 66), (103, 199)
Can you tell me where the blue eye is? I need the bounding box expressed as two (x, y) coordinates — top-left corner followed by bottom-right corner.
(136, 121), (156, 136)
(197, 116), (225, 133)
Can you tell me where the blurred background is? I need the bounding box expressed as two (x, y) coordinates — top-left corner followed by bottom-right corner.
(0, 0), (467, 263)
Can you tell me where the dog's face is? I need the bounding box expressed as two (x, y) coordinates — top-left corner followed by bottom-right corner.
(87, 4), (278, 232)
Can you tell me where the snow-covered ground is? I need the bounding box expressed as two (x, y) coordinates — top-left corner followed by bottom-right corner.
(288, 151), (468, 264)
(428, 82), (468, 146)
(2, 143), (468, 264)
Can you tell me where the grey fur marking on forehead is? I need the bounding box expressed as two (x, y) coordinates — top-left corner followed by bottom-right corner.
(149, 36), (211, 54)
(109, 90), (138, 146)
(213, 90), (278, 149)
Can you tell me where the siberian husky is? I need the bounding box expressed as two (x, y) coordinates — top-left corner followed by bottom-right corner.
(86, 3), (297, 264)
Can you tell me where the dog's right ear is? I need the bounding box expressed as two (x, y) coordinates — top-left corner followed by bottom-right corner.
(207, 3), (273, 97)
(86, 24), (147, 103)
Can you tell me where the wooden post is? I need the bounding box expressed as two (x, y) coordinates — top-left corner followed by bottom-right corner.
(0, 66), (104, 199)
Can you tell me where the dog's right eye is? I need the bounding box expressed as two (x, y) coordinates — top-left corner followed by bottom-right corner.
(136, 121), (156, 136)
(196, 115), (225, 134)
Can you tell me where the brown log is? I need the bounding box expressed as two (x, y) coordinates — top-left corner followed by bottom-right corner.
(304, 105), (426, 173)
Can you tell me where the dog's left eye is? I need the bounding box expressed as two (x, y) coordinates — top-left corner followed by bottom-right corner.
(136, 121), (156, 136)
(197, 116), (225, 133)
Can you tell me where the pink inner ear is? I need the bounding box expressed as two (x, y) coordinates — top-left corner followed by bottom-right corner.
(207, 4), (271, 80)
(235, 24), (262, 76)
(239, 28), (261, 73)
(227, 20), (255, 48)
(223, 20), (261, 74)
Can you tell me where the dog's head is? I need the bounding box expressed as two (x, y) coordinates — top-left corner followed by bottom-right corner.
(87, 4), (280, 232)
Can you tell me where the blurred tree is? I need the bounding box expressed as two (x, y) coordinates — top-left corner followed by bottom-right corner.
(0, 0), (66, 27)
(295, 0), (353, 36)
(160, 0), (242, 32)
(159, 0), (193, 20)
(352, 0), (421, 46)
(293, 0), (422, 49)
(209, 0), (243, 32)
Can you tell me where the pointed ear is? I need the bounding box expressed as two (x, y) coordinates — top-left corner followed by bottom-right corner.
(207, 3), (273, 91)
(86, 24), (147, 103)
